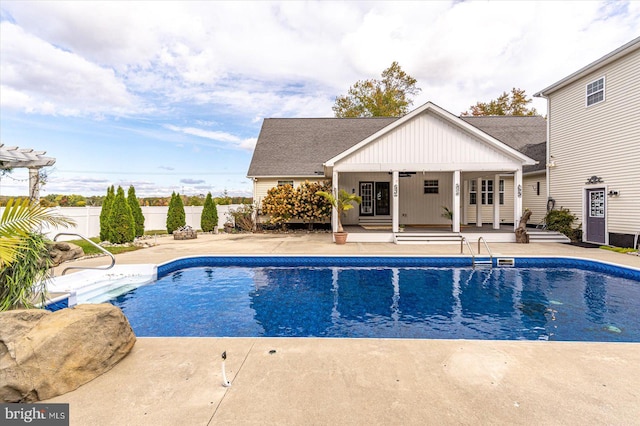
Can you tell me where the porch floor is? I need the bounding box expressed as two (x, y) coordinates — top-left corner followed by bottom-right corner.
(345, 224), (515, 233)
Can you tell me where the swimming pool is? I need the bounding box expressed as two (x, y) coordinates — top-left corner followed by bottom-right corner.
(108, 256), (640, 341)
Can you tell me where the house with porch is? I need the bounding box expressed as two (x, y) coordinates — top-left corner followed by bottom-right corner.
(248, 102), (562, 243)
(534, 36), (640, 248)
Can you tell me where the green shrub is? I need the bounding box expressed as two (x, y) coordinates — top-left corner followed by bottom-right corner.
(127, 185), (145, 237)
(226, 204), (254, 232)
(166, 192), (186, 234)
(99, 185), (115, 241)
(201, 192), (218, 232)
(0, 232), (51, 311)
(108, 186), (136, 244)
(545, 208), (579, 241)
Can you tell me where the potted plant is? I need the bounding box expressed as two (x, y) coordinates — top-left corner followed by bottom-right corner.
(441, 206), (454, 231)
(316, 189), (361, 244)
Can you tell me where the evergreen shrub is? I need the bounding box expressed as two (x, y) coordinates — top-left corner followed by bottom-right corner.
(99, 185), (115, 241)
(201, 192), (218, 232)
(166, 192), (186, 234)
(127, 185), (145, 237)
(109, 186), (136, 244)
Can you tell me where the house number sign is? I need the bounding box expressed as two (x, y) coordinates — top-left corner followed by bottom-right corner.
(393, 184), (398, 197)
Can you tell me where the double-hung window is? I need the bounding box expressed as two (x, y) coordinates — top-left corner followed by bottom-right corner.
(423, 180), (439, 194)
(586, 77), (605, 106)
(470, 179), (505, 205)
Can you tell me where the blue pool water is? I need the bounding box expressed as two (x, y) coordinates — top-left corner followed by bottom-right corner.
(109, 257), (640, 341)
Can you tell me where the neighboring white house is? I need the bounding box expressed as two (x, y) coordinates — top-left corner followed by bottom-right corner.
(248, 102), (548, 243)
(535, 37), (640, 248)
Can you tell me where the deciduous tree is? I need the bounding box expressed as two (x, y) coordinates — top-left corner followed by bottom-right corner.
(333, 62), (420, 117)
(462, 88), (538, 116)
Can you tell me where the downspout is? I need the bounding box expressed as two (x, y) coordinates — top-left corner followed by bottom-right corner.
(536, 92), (552, 203)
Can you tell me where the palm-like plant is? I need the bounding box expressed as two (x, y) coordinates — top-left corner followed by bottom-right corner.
(1, 198), (75, 266)
(1, 198), (75, 311)
(316, 189), (362, 233)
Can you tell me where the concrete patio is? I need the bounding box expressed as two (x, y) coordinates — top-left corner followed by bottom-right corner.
(46, 233), (640, 425)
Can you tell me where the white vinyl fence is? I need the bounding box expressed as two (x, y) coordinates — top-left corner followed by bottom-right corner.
(1, 204), (244, 241)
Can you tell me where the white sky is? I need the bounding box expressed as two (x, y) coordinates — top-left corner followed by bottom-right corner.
(1, 1), (638, 197)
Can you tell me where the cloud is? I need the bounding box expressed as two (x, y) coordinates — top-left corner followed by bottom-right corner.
(165, 124), (257, 151)
(180, 178), (205, 185)
(0, 21), (137, 117)
(159, 165), (175, 171)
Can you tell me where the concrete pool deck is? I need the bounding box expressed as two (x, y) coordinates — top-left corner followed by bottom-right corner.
(46, 234), (640, 425)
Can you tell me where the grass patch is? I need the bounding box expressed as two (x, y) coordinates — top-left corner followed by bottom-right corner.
(145, 230), (168, 236)
(67, 238), (141, 256)
(599, 245), (638, 254)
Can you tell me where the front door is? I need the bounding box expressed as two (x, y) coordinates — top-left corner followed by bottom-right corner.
(360, 182), (390, 216)
(375, 182), (390, 215)
(586, 188), (606, 244)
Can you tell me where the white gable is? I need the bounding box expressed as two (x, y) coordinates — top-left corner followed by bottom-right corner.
(333, 110), (527, 172)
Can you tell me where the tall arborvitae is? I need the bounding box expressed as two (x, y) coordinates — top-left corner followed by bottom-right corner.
(127, 185), (145, 237)
(109, 186), (136, 244)
(200, 192), (218, 232)
(99, 185), (115, 241)
(166, 192), (186, 234)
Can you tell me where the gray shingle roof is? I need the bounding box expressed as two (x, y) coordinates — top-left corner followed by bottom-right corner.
(247, 117), (397, 177)
(459, 115), (547, 173)
(248, 115), (547, 177)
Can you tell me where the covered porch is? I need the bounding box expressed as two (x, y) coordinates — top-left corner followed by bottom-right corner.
(322, 103), (535, 244)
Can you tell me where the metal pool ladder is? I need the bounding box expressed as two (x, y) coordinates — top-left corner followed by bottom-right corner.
(475, 237), (493, 268)
(53, 232), (116, 276)
(460, 236), (493, 269)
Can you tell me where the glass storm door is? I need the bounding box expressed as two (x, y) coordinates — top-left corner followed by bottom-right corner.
(360, 182), (373, 215)
(586, 188), (606, 244)
(375, 182), (390, 215)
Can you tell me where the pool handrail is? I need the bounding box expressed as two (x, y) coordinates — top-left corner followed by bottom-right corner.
(53, 232), (116, 276)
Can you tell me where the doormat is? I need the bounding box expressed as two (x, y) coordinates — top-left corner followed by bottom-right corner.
(360, 225), (392, 230)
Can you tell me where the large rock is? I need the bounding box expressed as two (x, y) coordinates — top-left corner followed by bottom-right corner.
(0, 304), (136, 402)
(48, 242), (85, 266)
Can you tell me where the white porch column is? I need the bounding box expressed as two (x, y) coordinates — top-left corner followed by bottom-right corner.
(514, 169), (523, 231)
(28, 168), (40, 201)
(493, 173), (500, 230)
(452, 171), (461, 233)
(332, 170), (339, 233)
(461, 180), (468, 225)
(392, 171), (399, 233)
(476, 177), (483, 227)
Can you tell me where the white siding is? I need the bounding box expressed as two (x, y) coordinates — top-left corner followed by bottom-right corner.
(336, 112), (521, 172)
(523, 172), (548, 226)
(399, 173), (452, 225)
(548, 47), (640, 235)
